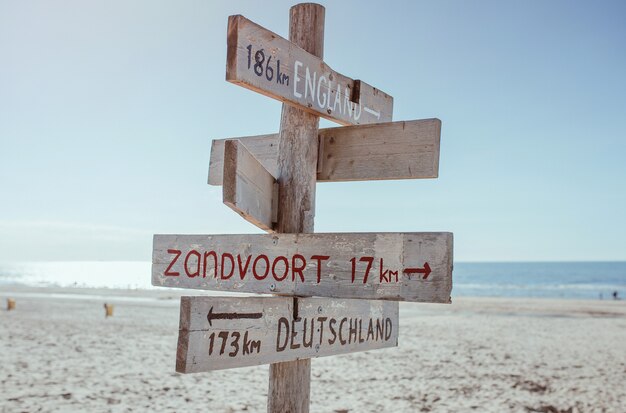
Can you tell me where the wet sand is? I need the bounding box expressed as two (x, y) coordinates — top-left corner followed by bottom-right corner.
(1, 285), (625, 412)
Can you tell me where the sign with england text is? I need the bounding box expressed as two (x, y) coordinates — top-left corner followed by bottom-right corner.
(227, 15), (393, 125)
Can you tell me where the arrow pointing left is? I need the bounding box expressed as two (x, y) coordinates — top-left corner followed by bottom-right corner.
(206, 306), (263, 326)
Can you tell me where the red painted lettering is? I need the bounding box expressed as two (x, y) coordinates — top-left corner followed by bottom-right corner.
(360, 256), (374, 284)
(272, 256), (289, 281)
(379, 259), (398, 283)
(220, 253), (234, 280)
(164, 249), (181, 276)
(389, 269), (399, 282)
(380, 267), (389, 282)
(203, 251), (218, 278)
(291, 254), (306, 282)
(350, 257), (356, 283)
(237, 254), (251, 280)
(184, 250), (201, 278)
(253, 255), (269, 280)
(350, 256), (375, 283)
(310, 255), (330, 284)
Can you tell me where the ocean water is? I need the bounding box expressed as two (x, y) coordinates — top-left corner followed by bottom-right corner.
(0, 261), (624, 300)
(452, 261), (625, 300)
(0, 262), (152, 289)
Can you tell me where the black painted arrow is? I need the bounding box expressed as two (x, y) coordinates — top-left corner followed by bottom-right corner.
(403, 262), (432, 279)
(206, 306), (263, 326)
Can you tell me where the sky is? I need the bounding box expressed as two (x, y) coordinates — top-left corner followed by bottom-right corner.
(1, 0), (625, 262)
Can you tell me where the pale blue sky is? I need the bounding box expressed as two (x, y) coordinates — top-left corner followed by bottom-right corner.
(1, 0), (625, 262)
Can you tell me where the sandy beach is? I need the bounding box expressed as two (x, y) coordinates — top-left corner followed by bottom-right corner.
(1, 285), (625, 413)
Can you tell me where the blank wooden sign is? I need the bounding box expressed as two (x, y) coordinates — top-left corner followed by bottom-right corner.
(176, 296), (399, 373)
(209, 119), (442, 186)
(223, 139), (278, 232)
(227, 15), (393, 125)
(152, 232), (453, 303)
(318, 119), (441, 182)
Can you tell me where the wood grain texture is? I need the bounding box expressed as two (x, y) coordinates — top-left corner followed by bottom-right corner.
(226, 14), (393, 126)
(209, 134), (280, 186)
(208, 119), (441, 185)
(176, 296), (399, 373)
(151, 232), (453, 302)
(318, 118), (441, 181)
(269, 5), (324, 411)
(223, 139), (277, 232)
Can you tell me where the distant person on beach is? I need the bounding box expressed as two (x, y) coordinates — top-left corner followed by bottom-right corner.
(613, 291), (619, 300)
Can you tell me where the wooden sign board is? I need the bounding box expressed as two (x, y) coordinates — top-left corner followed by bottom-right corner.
(227, 15), (393, 125)
(152, 232), (453, 303)
(223, 139), (278, 232)
(209, 119), (442, 186)
(176, 296), (399, 373)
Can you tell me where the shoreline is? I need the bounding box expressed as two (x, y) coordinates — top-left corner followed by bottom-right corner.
(0, 283), (626, 311)
(2, 282), (624, 303)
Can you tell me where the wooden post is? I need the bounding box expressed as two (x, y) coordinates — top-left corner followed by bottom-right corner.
(268, 3), (324, 413)
(7, 298), (16, 311)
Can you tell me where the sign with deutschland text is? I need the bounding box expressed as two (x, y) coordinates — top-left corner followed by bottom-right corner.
(176, 296), (399, 373)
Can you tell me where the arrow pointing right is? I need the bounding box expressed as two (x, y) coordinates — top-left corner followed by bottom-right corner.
(403, 262), (432, 279)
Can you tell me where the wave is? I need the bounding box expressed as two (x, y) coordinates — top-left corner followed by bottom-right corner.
(455, 283), (625, 291)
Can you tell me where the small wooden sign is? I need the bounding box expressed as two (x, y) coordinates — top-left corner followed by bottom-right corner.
(176, 296), (399, 373)
(209, 119), (442, 186)
(223, 139), (278, 232)
(227, 15), (393, 125)
(152, 232), (452, 303)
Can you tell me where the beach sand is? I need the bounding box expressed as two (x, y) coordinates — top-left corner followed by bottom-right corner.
(1, 285), (625, 413)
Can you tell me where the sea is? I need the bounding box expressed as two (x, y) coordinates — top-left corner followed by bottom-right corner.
(0, 261), (624, 300)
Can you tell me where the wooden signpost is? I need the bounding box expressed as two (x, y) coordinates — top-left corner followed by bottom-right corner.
(176, 296), (398, 373)
(152, 4), (453, 412)
(152, 232), (452, 302)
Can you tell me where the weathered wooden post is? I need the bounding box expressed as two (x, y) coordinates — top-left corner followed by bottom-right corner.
(7, 298), (16, 311)
(268, 4), (324, 412)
